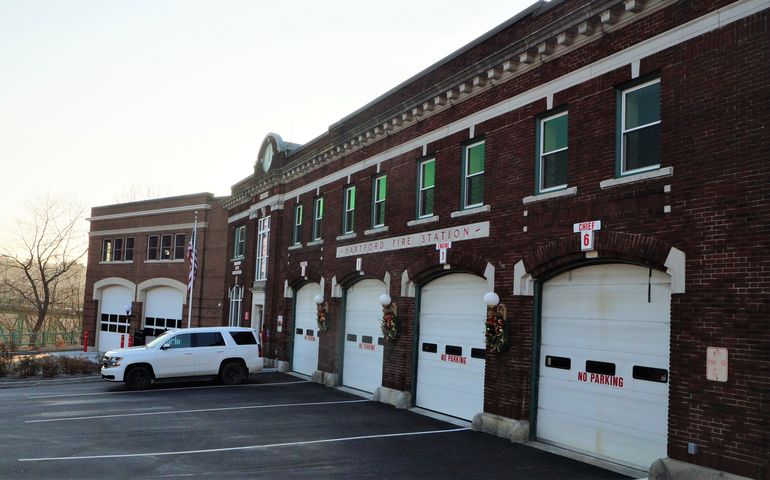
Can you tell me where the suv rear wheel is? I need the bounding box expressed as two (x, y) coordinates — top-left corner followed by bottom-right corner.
(125, 366), (153, 390)
(220, 362), (246, 385)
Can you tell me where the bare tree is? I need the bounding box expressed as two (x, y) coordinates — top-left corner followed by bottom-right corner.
(1, 197), (87, 346)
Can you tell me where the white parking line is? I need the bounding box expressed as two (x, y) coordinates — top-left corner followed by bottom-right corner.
(25, 398), (369, 423)
(19, 427), (470, 462)
(27, 380), (310, 400)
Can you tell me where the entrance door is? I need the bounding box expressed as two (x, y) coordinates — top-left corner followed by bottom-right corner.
(342, 279), (386, 393)
(292, 283), (321, 376)
(98, 285), (132, 352)
(416, 273), (487, 420)
(537, 263), (671, 470)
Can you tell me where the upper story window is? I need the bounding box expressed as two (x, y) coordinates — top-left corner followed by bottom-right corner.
(255, 216), (270, 281)
(462, 141), (485, 209)
(292, 203), (303, 245)
(537, 110), (568, 193)
(618, 78), (660, 176)
(372, 174), (387, 228)
(343, 185), (356, 234)
(101, 239), (113, 262)
(312, 197), (323, 241)
(233, 225), (246, 259)
(417, 158), (435, 218)
(147, 234), (184, 261)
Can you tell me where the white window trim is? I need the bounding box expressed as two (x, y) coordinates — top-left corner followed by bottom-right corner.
(343, 186), (356, 234)
(418, 158), (435, 219)
(407, 215), (439, 227)
(538, 111), (569, 193)
(601, 166), (673, 189)
(451, 204), (490, 218)
(372, 175), (387, 229)
(523, 186), (577, 204)
(620, 78), (661, 176)
(228, 285), (243, 327)
(364, 226), (389, 236)
(292, 204), (303, 246)
(463, 141), (485, 209)
(312, 197), (323, 241)
(233, 225), (246, 260)
(255, 216), (270, 282)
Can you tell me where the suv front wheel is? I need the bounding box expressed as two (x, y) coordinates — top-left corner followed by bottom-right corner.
(220, 362), (246, 385)
(125, 366), (153, 390)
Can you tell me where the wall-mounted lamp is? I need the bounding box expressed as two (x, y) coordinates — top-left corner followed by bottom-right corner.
(484, 292), (508, 353)
(314, 294), (329, 332)
(379, 294), (398, 342)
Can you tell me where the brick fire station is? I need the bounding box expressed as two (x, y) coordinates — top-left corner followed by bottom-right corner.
(83, 1), (770, 478)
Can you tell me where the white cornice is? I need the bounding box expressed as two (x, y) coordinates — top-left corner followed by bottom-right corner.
(88, 204), (212, 222)
(89, 223), (208, 237)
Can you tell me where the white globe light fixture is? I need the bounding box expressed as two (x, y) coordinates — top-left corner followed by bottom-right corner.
(483, 292), (500, 307)
(379, 294), (392, 307)
(314, 294), (324, 306)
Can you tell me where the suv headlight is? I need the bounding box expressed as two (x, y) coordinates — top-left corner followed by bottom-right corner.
(104, 356), (122, 368)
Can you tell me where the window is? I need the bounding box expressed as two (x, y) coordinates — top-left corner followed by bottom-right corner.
(228, 285), (243, 327)
(192, 332), (225, 347)
(174, 234), (186, 260)
(417, 158), (435, 218)
(372, 175), (387, 228)
(147, 236), (159, 260)
(143, 316), (181, 338)
(160, 234), (172, 260)
(124, 238), (134, 261)
(537, 111), (568, 192)
(166, 333), (192, 349)
(462, 141), (485, 209)
(343, 185), (356, 234)
(230, 331), (257, 345)
(101, 237), (135, 262)
(99, 313), (129, 333)
(101, 239), (113, 262)
(255, 217), (270, 281)
(233, 225), (246, 259)
(292, 203), (303, 245)
(618, 78), (660, 175)
(312, 197), (323, 241)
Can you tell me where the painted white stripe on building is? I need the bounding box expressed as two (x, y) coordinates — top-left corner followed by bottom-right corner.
(88, 204), (212, 222)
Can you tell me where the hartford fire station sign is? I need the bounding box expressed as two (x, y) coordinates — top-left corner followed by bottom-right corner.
(336, 221), (490, 258)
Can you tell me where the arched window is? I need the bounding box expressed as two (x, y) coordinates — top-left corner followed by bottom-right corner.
(228, 285), (243, 327)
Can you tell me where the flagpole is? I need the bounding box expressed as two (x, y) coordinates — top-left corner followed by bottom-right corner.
(187, 211), (198, 328)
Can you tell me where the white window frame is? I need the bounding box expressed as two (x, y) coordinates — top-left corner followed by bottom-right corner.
(233, 225), (246, 259)
(538, 111), (569, 193)
(463, 141), (485, 209)
(228, 285), (243, 327)
(372, 174), (387, 228)
(418, 158), (435, 219)
(312, 197), (323, 241)
(343, 185), (356, 234)
(255, 216), (270, 281)
(292, 204), (303, 245)
(620, 78), (661, 176)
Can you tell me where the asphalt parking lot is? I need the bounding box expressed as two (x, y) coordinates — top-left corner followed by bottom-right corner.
(0, 372), (636, 479)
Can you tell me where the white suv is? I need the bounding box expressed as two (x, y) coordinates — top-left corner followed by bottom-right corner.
(101, 327), (263, 389)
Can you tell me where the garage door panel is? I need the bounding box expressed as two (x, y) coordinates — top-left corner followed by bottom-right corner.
(537, 407), (666, 470)
(342, 279), (385, 393)
(417, 273), (486, 421)
(293, 283), (320, 376)
(538, 264), (670, 469)
(541, 316), (669, 355)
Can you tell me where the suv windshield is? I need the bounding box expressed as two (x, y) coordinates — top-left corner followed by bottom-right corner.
(145, 330), (176, 348)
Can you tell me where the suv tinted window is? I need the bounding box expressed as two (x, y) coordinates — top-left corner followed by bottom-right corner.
(230, 331), (257, 345)
(193, 332), (225, 347)
(166, 333), (192, 349)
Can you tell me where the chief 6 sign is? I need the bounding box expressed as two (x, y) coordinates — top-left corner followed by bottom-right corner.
(573, 220), (601, 252)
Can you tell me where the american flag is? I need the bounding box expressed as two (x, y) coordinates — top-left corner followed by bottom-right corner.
(186, 230), (198, 291)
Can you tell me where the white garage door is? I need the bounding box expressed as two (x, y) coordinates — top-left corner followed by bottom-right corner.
(537, 263), (671, 470)
(98, 285), (132, 352)
(144, 286), (184, 339)
(293, 283), (321, 376)
(416, 273), (487, 420)
(342, 279), (386, 393)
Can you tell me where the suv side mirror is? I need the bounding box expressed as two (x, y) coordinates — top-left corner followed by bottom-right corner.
(161, 342), (171, 350)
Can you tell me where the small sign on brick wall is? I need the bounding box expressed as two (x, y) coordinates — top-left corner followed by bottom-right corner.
(706, 347), (728, 382)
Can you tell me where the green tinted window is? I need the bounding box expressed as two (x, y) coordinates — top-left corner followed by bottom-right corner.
(467, 144), (484, 175)
(375, 176), (387, 202)
(625, 82), (660, 129)
(543, 114), (567, 153)
(421, 161), (435, 188)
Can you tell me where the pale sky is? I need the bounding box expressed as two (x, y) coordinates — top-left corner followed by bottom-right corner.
(0, 0), (535, 254)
